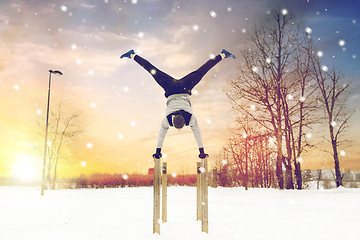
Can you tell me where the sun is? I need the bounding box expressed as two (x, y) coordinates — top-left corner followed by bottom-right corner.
(11, 155), (41, 181)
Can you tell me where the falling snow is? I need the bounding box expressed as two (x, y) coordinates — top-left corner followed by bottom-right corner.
(86, 142), (93, 148)
(210, 11), (217, 18)
(138, 32), (144, 38)
(60, 5), (68, 12)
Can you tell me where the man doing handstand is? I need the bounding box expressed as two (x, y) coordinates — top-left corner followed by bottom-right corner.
(120, 49), (236, 159)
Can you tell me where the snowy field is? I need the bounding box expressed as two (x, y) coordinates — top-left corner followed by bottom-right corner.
(1, 187), (359, 240)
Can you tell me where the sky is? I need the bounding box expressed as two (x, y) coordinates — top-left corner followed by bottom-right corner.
(0, 0), (359, 180)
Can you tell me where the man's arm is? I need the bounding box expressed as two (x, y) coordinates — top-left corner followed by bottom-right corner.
(153, 118), (170, 158)
(190, 116), (208, 158)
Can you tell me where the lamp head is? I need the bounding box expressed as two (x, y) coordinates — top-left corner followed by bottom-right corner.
(49, 70), (63, 75)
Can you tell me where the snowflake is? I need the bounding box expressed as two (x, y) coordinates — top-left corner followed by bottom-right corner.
(130, 121), (136, 127)
(250, 105), (256, 110)
(241, 28), (246, 33)
(297, 157), (303, 163)
(242, 133), (247, 138)
(47, 141), (52, 147)
(199, 167), (205, 173)
(131, 0), (138, 4)
(281, 9), (288, 16)
(306, 133), (312, 139)
(123, 86), (129, 92)
(88, 69), (94, 76)
(268, 137), (275, 144)
(90, 102), (96, 108)
(209, 53), (216, 59)
(206, 119), (212, 124)
(305, 27), (312, 34)
(227, 7), (232, 12)
(86, 142), (93, 148)
(252, 66), (258, 72)
(266, 58), (271, 64)
(331, 121), (337, 127)
(171, 172), (177, 178)
(36, 109), (42, 115)
(321, 65), (328, 72)
(118, 134), (124, 140)
(317, 51), (323, 57)
(81, 161), (87, 167)
(339, 150), (346, 156)
(71, 44), (77, 50)
(353, 55), (357, 59)
(210, 11), (217, 18)
(76, 59), (82, 65)
(60, 5), (68, 12)
(222, 159), (228, 165)
(13, 84), (20, 90)
(138, 32), (144, 38)
(150, 69), (156, 75)
(193, 25), (199, 31)
(299, 96), (306, 102)
(339, 40), (345, 47)
(162, 153), (167, 159)
(123, 174), (129, 180)
(192, 89), (199, 95)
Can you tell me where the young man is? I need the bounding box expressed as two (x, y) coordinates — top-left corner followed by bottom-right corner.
(120, 49), (236, 159)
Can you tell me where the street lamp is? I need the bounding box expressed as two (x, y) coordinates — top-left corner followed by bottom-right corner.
(41, 70), (63, 196)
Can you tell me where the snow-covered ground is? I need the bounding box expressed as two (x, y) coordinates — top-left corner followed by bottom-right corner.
(1, 186), (359, 240)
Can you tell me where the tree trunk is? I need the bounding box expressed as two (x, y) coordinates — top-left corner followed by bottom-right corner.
(285, 163), (294, 189)
(294, 161), (302, 189)
(276, 155), (284, 189)
(332, 140), (343, 187)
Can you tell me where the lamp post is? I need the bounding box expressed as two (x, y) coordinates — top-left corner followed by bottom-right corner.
(41, 70), (63, 196)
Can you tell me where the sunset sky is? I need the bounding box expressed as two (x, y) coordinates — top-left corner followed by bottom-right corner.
(0, 0), (359, 180)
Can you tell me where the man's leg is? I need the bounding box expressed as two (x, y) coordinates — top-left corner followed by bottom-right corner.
(134, 55), (174, 90)
(180, 54), (223, 90)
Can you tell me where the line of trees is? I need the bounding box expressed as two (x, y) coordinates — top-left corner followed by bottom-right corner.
(59, 173), (197, 189)
(218, 9), (356, 189)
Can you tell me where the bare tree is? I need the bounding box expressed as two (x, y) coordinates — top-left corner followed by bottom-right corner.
(37, 102), (84, 189)
(227, 9), (317, 189)
(219, 118), (277, 189)
(310, 55), (356, 187)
